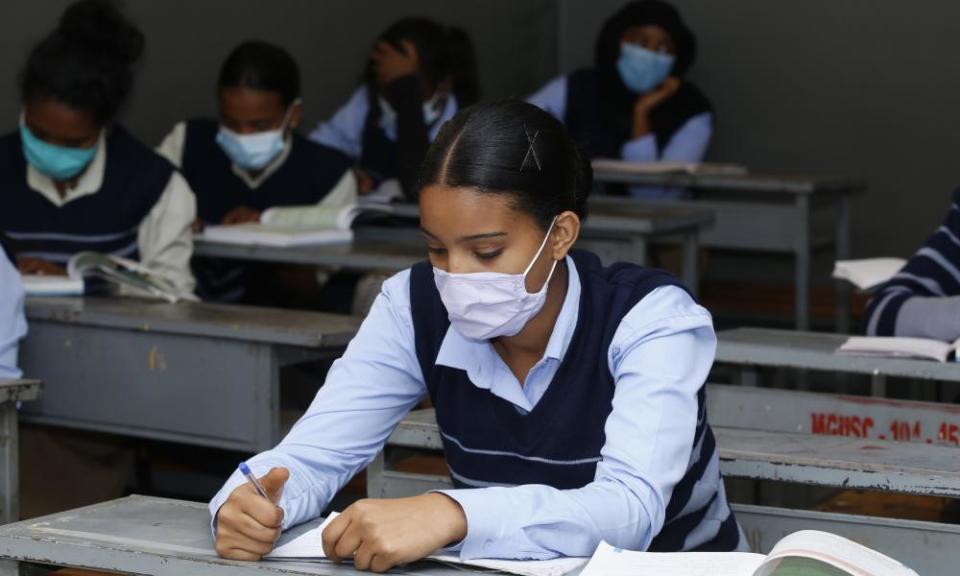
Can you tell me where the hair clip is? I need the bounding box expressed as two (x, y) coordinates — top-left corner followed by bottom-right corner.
(520, 124), (541, 172)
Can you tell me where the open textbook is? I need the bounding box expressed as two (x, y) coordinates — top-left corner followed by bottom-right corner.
(592, 158), (748, 176)
(832, 258), (906, 291)
(264, 512), (588, 576)
(580, 532), (916, 576)
(22, 252), (184, 302)
(838, 336), (960, 362)
(198, 171), (394, 247)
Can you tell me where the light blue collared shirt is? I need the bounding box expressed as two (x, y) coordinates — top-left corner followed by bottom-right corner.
(527, 75), (713, 200)
(308, 85), (458, 160)
(0, 252), (26, 379)
(210, 256), (722, 559)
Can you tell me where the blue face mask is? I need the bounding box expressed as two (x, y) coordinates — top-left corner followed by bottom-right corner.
(216, 99), (299, 170)
(20, 123), (98, 181)
(616, 43), (675, 94)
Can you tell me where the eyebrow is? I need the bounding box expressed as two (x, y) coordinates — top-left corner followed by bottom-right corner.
(420, 227), (508, 243)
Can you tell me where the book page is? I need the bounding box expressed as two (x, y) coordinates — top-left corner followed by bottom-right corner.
(259, 205), (346, 229)
(756, 531), (917, 576)
(591, 158), (748, 176)
(837, 336), (952, 362)
(579, 541), (764, 576)
(21, 275), (84, 296)
(267, 512), (587, 576)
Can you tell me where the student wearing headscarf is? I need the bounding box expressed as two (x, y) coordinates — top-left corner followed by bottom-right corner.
(528, 0), (712, 200)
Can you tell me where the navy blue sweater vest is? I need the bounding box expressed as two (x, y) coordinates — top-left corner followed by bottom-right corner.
(409, 250), (740, 552)
(179, 119), (352, 224)
(564, 68), (712, 159)
(0, 125), (172, 264)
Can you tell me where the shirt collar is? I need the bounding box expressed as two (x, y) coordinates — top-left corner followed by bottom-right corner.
(27, 129), (107, 207)
(435, 254), (582, 383)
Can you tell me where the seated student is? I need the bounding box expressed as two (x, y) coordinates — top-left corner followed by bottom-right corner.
(157, 41), (352, 302)
(528, 0), (713, 200)
(0, 0), (195, 297)
(866, 189), (960, 340)
(0, 248), (27, 379)
(309, 17), (478, 199)
(211, 101), (743, 568)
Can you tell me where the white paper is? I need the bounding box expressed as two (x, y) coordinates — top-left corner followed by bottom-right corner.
(579, 541), (764, 576)
(591, 158), (748, 176)
(832, 258), (906, 291)
(21, 275), (84, 297)
(198, 224), (353, 247)
(837, 336), (955, 362)
(266, 511), (587, 576)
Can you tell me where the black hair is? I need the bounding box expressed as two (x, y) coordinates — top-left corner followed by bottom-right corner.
(218, 41), (301, 107)
(20, 0), (144, 125)
(420, 100), (591, 231)
(594, 0), (697, 143)
(365, 17), (479, 107)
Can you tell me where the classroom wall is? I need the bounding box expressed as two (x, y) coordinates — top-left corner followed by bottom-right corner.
(0, 0), (558, 145)
(560, 0), (960, 258)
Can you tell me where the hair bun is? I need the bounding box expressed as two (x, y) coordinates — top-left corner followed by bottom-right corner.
(58, 0), (144, 65)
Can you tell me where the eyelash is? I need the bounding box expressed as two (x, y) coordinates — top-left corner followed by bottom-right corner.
(425, 247), (503, 261)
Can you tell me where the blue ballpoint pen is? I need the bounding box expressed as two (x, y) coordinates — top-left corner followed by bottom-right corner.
(238, 461), (270, 500)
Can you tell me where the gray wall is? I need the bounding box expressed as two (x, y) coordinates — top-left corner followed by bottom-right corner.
(561, 0), (960, 258)
(2, 0), (958, 258)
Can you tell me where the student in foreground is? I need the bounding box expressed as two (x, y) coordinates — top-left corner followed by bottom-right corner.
(528, 0), (713, 199)
(157, 41), (352, 303)
(0, 0), (195, 297)
(866, 188), (960, 340)
(211, 101), (743, 569)
(309, 17), (478, 199)
(0, 249), (27, 379)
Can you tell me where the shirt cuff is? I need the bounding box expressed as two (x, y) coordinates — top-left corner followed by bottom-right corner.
(434, 489), (499, 560)
(621, 135), (658, 162)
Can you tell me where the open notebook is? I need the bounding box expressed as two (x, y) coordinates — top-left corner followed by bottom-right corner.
(22, 251), (184, 302)
(579, 532), (916, 576)
(264, 512), (588, 576)
(198, 169), (393, 248)
(838, 336), (960, 362)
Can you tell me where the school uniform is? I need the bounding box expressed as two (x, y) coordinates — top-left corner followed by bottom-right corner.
(211, 250), (744, 558)
(866, 188), (960, 340)
(528, 70), (713, 200)
(157, 119), (352, 302)
(309, 77), (458, 195)
(0, 251), (26, 379)
(0, 125), (196, 296)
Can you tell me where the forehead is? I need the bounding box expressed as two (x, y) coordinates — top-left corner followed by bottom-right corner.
(419, 184), (536, 233)
(622, 24), (673, 43)
(218, 87), (286, 116)
(24, 98), (100, 137)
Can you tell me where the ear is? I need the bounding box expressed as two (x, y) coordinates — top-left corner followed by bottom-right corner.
(288, 100), (304, 129)
(549, 210), (580, 261)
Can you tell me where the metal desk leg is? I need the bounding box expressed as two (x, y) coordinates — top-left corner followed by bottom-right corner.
(795, 195), (811, 330)
(682, 231), (700, 296)
(630, 237), (648, 267)
(871, 373), (887, 397)
(834, 195), (853, 333)
(0, 559), (18, 576)
(0, 402), (17, 524)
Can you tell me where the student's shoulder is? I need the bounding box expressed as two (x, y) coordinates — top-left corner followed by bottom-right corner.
(674, 81), (713, 114)
(291, 131), (351, 162)
(108, 125), (176, 177)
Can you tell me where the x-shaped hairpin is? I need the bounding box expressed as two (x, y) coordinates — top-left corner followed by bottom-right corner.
(520, 124), (541, 172)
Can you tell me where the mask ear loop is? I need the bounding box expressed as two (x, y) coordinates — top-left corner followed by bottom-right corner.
(522, 217), (560, 294)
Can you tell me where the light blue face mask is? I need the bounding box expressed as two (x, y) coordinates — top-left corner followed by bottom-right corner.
(616, 43), (675, 94)
(216, 99), (299, 170)
(20, 123), (98, 181)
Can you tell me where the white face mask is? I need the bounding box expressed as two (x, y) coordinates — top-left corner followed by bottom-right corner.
(433, 218), (558, 341)
(378, 91), (445, 133)
(216, 99), (299, 170)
